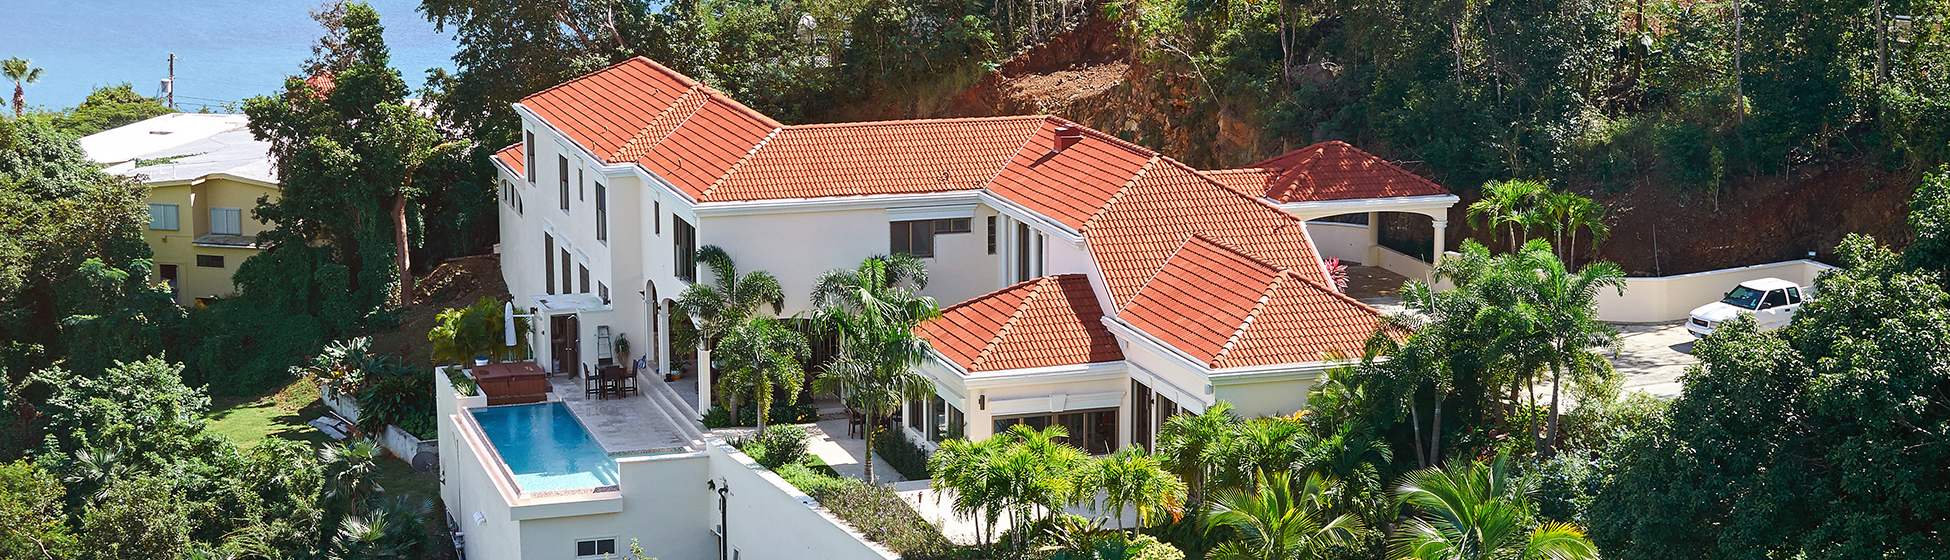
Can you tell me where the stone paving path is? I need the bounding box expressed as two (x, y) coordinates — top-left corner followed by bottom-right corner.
(549, 375), (691, 454)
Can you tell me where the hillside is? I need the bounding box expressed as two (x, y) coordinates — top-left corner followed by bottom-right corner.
(877, 17), (1916, 277)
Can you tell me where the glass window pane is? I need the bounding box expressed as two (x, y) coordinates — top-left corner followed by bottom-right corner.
(929, 395), (946, 441)
(912, 220), (934, 257)
(890, 222), (910, 254)
(148, 203), (178, 230)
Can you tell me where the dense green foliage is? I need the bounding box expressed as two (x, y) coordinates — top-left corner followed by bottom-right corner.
(28, 83), (175, 138)
(870, 425), (933, 481)
(1588, 172), (1950, 560)
(428, 296), (531, 366)
(809, 254), (942, 485)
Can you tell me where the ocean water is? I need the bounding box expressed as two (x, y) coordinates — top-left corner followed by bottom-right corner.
(0, 0), (458, 111)
(471, 402), (620, 492)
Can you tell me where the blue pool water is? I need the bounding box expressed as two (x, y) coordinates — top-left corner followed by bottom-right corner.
(471, 403), (618, 492)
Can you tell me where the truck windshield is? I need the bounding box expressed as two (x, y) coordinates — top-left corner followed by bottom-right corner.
(1721, 286), (1765, 309)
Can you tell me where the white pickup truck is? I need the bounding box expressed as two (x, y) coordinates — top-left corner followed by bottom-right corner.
(1686, 278), (1811, 338)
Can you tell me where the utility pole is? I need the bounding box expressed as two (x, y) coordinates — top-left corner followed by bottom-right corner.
(1875, 0), (1889, 83)
(165, 53), (177, 110)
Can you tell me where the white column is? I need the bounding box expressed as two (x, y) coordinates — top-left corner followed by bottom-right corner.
(1432, 219), (1448, 265)
(1366, 211), (1382, 265)
(697, 343), (712, 414)
(657, 301), (672, 377)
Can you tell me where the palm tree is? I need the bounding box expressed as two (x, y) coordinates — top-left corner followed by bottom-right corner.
(3, 57), (44, 117)
(1205, 470), (1363, 560)
(930, 435), (1013, 547)
(1560, 195), (1610, 268)
(1077, 446), (1187, 531)
(1211, 416), (1317, 491)
(989, 424), (1089, 553)
(1499, 241), (1624, 456)
(1465, 179), (1546, 253)
(673, 245), (785, 412)
(715, 316), (810, 428)
(1391, 454), (1598, 560)
(808, 254), (940, 485)
(1156, 402), (1238, 505)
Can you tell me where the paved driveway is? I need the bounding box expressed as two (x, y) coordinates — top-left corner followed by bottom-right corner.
(1611, 321), (1698, 399)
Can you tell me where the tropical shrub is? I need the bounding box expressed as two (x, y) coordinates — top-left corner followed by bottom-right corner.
(870, 426), (931, 481)
(753, 424), (809, 469)
(810, 477), (955, 558)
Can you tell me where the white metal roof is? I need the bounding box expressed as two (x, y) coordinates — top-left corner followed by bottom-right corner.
(1739, 277), (1800, 291)
(80, 113), (277, 187)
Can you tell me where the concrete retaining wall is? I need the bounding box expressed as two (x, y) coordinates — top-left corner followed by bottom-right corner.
(1305, 222), (1368, 264)
(1596, 259), (1837, 323)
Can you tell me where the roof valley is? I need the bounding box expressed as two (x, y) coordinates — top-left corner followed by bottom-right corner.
(1213, 271), (1290, 368)
(971, 276), (1046, 370)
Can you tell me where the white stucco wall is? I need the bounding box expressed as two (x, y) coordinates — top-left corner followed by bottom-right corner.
(705, 441), (899, 560)
(700, 208), (891, 315)
(1305, 222), (1369, 264)
(1593, 259), (1837, 323)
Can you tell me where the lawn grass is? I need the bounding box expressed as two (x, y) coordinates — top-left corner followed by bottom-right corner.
(204, 375), (454, 559)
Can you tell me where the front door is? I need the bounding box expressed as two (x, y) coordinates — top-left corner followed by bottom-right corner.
(550, 314), (580, 374)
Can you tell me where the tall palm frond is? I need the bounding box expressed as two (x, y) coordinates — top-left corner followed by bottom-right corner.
(1206, 470), (1363, 560)
(717, 316), (810, 428)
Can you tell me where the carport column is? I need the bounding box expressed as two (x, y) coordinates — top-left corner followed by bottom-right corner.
(1366, 211), (1382, 265)
(1432, 220), (1448, 266)
(657, 301), (676, 410)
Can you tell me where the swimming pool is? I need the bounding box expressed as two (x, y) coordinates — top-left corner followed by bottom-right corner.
(470, 403), (619, 493)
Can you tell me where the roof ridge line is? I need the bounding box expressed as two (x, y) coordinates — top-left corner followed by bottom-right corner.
(636, 87), (710, 160)
(972, 276), (1049, 370)
(974, 116), (1052, 193)
(609, 84), (703, 161)
(699, 126), (783, 200)
(1119, 233), (1197, 313)
(1281, 268), (1389, 319)
(1081, 155), (1158, 234)
(1213, 272), (1287, 368)
(695, 83), (785, 129)
(784, 115), (1048, 130)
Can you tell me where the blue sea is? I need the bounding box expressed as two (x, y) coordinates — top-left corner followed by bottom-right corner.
(0, 0), (459, 112)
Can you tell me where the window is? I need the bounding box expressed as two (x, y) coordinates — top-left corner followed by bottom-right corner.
(1132, 380), (1153, 452)
(210, 207), (242, 236)
(596, 326), (613, 360)
(196, 254), (225, 268)
(1156, 396), (1180, 440)
(674, 216), (696, 283)
(595, 182), (608, 242)
(558, 155), (570, 211)
(514, 187), (523, 215)
(500, 179), (508, 202)
(930, 396), (963, 443)
(1787, 287), (1802, 304)
(148, 203), (179, 231)
(1761, 289), (1790, 309)
(159, 264), (179, 300)
(523, 131), (534, 182)
(545, 235), (556, 295)
(986, 216), (996, 254)
(891, 218), (969, 258)
(891, 220), (934, 257)
(1015, 222), (1031, 282)
(561, 250), (572, 297)
(576, 538), (617, 558)
(654, 201), (662, 235)
(579, 264), (590, 294)
(578, 168), (585, 201)
(598, 282), (609, 305)
(997, 409), (1115, 453)
(908, 397), (924, 429)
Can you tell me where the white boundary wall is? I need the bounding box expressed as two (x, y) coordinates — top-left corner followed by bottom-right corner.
(1596, 259), (1838, 323)
(1305, 222), (1367, 263)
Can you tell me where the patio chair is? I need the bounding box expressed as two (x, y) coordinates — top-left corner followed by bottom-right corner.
(846, 406), (866, 439)
(616, 363), (640, 397)
(583, 364), (604, 399)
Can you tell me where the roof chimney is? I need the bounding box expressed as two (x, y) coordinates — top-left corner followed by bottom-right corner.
(1052, 125), (1084, 153)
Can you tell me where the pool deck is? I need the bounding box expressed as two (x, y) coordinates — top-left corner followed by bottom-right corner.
(549, 374), (702, 456)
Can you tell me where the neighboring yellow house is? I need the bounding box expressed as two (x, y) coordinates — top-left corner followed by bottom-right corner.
(81, 113), (279, 306)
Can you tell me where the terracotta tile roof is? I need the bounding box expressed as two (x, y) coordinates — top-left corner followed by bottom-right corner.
(1119, 236), (1387, 368)
(987, 121), (1157, 230)
(1085, 159), (1331, 308)
(920, 274), (1124, 372)
(701, 117), (1044, 202)
(493, 143), (523, 177)
(520, 58), (702, 162)
(638, 97), (779, 197)
(1207, 141), (1451, 202)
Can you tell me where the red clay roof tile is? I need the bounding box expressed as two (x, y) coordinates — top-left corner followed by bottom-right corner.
(920, 274), (1124, 372)
(988, 121), (1156, 230)
(1119, 236), (1388, 368)
(494, 143), (523, 177)
(703, 117), (1044, 202)
(1206, 141), (1451, 202)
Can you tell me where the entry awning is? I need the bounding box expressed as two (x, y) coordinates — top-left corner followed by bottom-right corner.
(530, 293), (611, 313)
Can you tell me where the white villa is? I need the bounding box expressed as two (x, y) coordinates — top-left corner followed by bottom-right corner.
(443, 56), (1455, 560)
